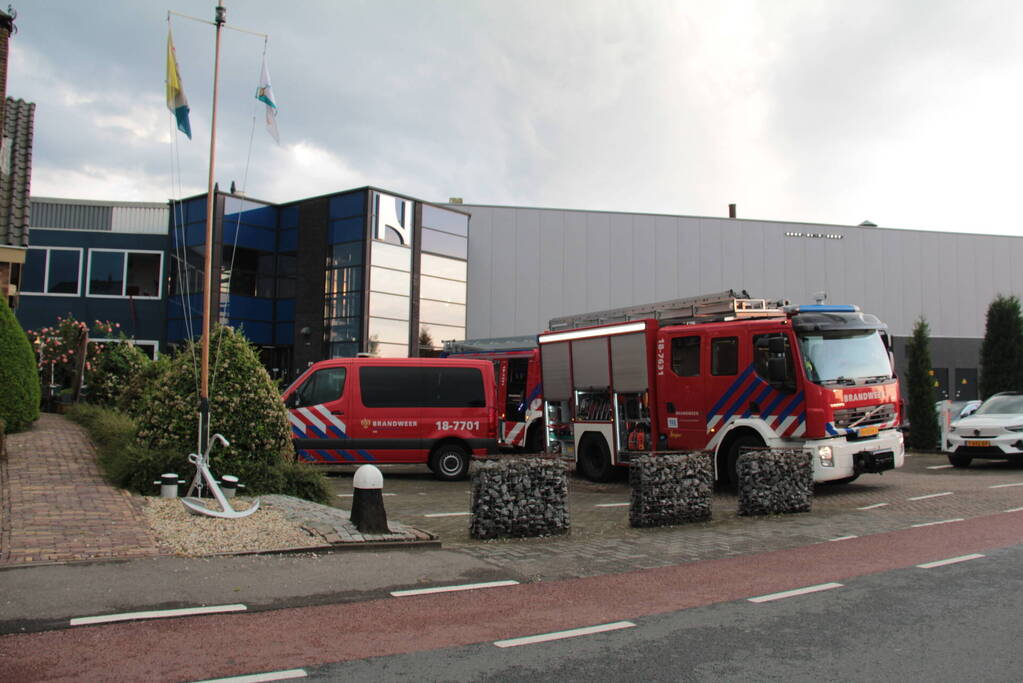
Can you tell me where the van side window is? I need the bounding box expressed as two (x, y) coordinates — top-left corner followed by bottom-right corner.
(359, 366), (486, 408)
(296, 367), (346, 407)
(671, 336), (700, 377)
(711, 337), (739, 376)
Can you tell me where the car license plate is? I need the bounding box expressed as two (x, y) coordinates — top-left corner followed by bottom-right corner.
(858, 426), (879, 438)
(966, 440), (990, 447)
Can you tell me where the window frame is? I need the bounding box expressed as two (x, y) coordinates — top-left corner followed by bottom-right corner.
(711, 336), (740, 376)
(20, 246), (84, 297)
(86, 248), (164, 300)
(670, 335), (701, 377)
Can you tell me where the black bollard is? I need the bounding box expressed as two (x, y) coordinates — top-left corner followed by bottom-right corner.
(350, 465), (389, 534)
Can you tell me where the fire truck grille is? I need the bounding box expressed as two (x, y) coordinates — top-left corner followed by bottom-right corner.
(834, 403), (896, 429)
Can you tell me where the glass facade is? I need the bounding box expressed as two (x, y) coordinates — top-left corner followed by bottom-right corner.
(325, 192), (366, 358)
(418, 204), (469, 349)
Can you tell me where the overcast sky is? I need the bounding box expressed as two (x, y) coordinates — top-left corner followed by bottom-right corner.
(9, 1), (1023, 235)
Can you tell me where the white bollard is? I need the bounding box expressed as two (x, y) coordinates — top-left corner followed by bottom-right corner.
(220, 475), (239, 498)
(154, 473), (184, 498)
(350, 465), (389, 534)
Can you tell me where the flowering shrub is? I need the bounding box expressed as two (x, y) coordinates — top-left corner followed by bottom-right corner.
(133, 324), (296, 493)
(88, 338), (152, 408)
(0, 297), (40, 432)
(26, 316), (119, 391)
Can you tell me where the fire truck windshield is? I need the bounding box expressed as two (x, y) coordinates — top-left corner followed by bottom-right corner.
(797, 330), (893, 385)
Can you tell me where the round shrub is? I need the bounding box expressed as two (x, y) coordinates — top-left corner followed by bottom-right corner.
(88, 338), (152, 408)
(0, 296), (40, 432)
(133, 324), (295, 493)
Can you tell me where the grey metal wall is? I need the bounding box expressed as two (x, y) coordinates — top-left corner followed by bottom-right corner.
(459, 204), (1023, 343)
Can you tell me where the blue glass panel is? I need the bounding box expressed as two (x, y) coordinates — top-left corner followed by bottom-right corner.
(166, 294), (203, 321)
(166, 318), (189, 343)
(89, 251), (124, 295)
(330, 217), (365, 244)
(48, 250), (81, 294)
(185, 222), (206, 247)
(223, 223), (276, 251)
(279, 228), (297, 252)
(230, 320), (272, 345)
(329, 191), (366, 219)
(280, 205), (299, 230)
(185, 198), (207, 223)
(422, 205), (469, 236)
(22, 249), (46, 292)
(222, 295), (273, 320)
(275, 322), (294, 345)
(277, 298), (295, 321)
(224, 200), (278, 228)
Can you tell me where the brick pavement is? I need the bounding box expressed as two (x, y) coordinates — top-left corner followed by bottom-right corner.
(0, 413), (164, 565)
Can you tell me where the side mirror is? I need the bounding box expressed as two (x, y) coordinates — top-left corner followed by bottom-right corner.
(769, 336), (787, 354)
(767, 356), (788, 384)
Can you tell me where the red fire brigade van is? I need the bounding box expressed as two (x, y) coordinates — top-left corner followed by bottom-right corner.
(442, 338), (545, 452)
(282, 358), (499, 480)
(538, 291), (905, 485)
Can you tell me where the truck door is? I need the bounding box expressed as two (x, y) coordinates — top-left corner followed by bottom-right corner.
(657, 332), (706, 450)
(287, 363), (353, 463)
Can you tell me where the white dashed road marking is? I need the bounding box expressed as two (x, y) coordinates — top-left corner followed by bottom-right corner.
(908, 492), (953, 501)
(989, 482), (1023, 489)
(829, 535), (858, 542)
(857, 503), (888, 510)
(391, 580), (520, 597)
(1005, 507), (1023, 513)
(192, 669), (307, 683)
(71, 604), (247, 626)
(926, 465), (953, 470)
(594, 503), (631, 508)
(748, 583), (843, 603)
(911, 518), (964, 528)
(494, 621), (636, 648)
(917, 554), (985, 569)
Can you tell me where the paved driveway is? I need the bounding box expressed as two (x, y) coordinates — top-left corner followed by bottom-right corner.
(325, 452), (1023, 580)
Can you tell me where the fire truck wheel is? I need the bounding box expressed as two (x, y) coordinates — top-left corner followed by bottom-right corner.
(725, 433), (764, 488)
(578, 434), (613, 482)
(431, 444), (470, 481)
(948, 453), (973, 468)
(525, 420), (546, 454)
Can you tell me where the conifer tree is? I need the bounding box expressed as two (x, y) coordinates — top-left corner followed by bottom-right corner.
(906, 317), (940, 450)
(979, 295), (1023, 399)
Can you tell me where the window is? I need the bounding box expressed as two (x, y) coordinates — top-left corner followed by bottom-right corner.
(296, 367), (347, 407)
(21, 247), (83, 295)
(711, 337), (739, 376)
(359, 366), (485, 407)
(87, 250), (162, 298)
(671, 336), (700, 377)
(421, 228), (467, 259)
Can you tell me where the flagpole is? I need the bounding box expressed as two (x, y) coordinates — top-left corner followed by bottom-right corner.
(198, 1), (226, 461)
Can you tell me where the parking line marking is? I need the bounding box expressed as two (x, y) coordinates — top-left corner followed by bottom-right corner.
(829, 535), (858, 542)
(424, 512), (471, 518)
(391, 580), (520, 597)
(494, 621), (635, 648)
(917, 554), (985, 569)
(70, 604), (247, 627)
(911, 518), (964, 528)
(990, 482), (1023, 489)
(926, 464), (954, 470)
(1005, 507), (1023, 513)
(857, 502), (888, 510)
(908, 492), (953, 501)
(192, 669), (307, 683)
(594, 502), (631, 508)
(748, 583), (843, 603)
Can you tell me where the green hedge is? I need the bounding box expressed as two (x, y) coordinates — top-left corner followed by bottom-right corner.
(0, 297), (40, 433)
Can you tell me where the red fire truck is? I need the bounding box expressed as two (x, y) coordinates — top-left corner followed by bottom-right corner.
(442, 338), (546, 453)
(538, 291), (905, 484)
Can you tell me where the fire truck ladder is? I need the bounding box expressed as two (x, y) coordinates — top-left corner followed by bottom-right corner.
(442, 336), (538, 354)
(547, 290), (789, 331)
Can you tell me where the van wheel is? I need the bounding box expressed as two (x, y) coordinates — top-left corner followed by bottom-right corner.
(431, 444), (470, 481)
(578, 435), (613, 482)
(725, 434), (764, 488)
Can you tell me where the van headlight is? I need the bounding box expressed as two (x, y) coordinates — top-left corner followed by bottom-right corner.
(818, 445), (834, 467)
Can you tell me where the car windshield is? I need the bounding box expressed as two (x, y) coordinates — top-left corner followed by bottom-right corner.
(974, 394), (1023, 416)
(797, 330), (893, 385)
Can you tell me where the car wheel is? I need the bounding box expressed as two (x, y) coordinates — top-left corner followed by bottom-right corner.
(577, 434), (613, 482)
(948, 453), (973, 468)
(725, 433), (765, 488)
(431, 444), (470, 481)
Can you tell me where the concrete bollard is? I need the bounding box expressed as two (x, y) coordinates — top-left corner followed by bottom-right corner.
(350, 465), (389, 534)
(154, 473), (184, 498)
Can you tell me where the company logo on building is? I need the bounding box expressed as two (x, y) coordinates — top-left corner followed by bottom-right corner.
(373, 192), (414, 246)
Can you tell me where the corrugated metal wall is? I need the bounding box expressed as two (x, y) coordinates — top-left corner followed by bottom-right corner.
(30, 199), (167, 234)
(459, 204), (1022, 341)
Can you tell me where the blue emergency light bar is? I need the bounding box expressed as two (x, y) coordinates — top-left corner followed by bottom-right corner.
(785, 304), (861, 314)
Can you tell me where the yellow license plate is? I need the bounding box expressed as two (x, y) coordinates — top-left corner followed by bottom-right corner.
(859, 426), (879, 437)
(966, 440), (990, 447)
